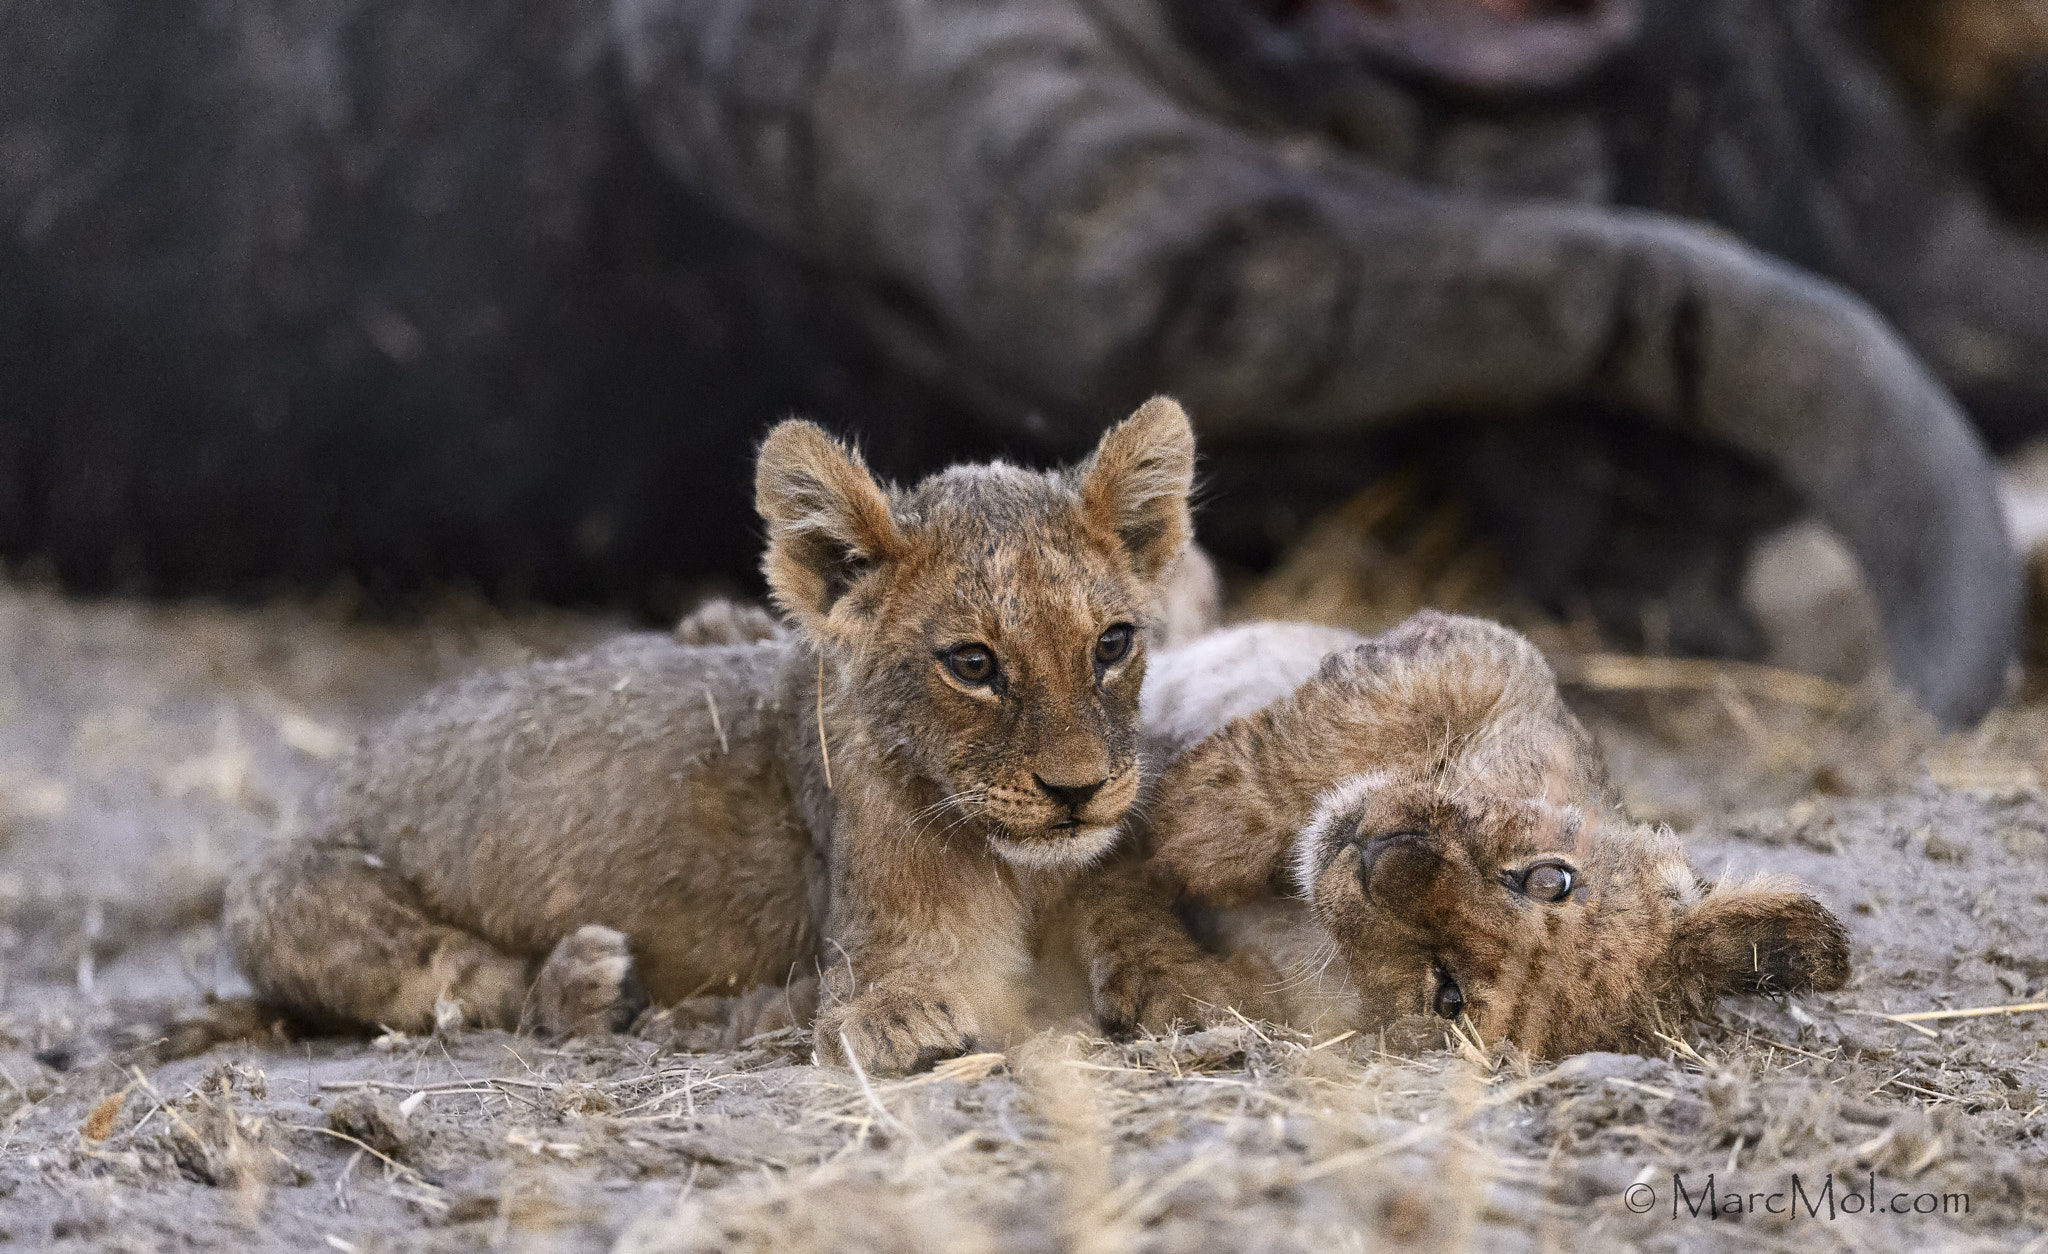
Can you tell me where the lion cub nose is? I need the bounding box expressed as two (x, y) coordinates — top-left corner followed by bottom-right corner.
(1034, 774), (1108, 814)
(1356, 830), (1441, 902)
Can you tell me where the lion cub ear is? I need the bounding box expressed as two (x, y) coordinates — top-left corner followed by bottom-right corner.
(1666, 878), (1851, 999)
(1079, 397), (1196, 583)
(755, 420), (905, 631)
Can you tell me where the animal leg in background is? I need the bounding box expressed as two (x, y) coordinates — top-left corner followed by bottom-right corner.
(616, 0), (2018, 725)
(226, 843), (645, 1036)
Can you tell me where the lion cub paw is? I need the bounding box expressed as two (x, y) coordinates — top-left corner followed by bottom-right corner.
(1092, 953), (1266, 1039)
(529, 926), (648, 1037)
(815, 988), (978, 1077)
(673, 598), (785, 647)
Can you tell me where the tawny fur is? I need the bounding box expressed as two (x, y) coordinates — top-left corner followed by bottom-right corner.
(226, 635), (820, 1036)
(673, 598), (785, 647)
(226, 398), (1247, 1073)
(228, 481), (1841, 1064)
(671, 545), (1223, 654)
(1144, 611), (1852, 1059)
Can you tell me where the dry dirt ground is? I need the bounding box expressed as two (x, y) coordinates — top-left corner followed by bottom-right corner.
(0, 538), (2045, 1252)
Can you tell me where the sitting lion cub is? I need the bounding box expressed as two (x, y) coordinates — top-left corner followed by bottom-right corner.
(1144, 612), (1852, 1058)
(227, 398), (1234, 1073)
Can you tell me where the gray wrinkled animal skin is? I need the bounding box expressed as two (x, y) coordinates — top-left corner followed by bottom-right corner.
(613, 0), (2018, 723)
(0, 0), (2029, 724)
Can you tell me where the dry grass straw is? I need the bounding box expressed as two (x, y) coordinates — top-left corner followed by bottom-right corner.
(1014, 1035), (1118, 1252)
(1551, 654), (1850, 711)
(1867, 1001), (2048, 1025)
(8, 532), (2048, 1248)
(611, 1048), (1005, 1254)
(93, 1061), (307, 1227)
(1236, 479), (1508, 635)
(605, 1020), (1569, 1253)
(1872, 0), (2048, 102)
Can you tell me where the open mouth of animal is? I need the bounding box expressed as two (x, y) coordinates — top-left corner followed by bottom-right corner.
(1048, 818), (1082, 832)
(1246, 0), (1640, 94)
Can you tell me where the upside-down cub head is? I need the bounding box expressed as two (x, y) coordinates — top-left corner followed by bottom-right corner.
(755, 398), (1196, 868)
(1153, 612), (1851, 1057)
(1296, 787), (1849, 1058)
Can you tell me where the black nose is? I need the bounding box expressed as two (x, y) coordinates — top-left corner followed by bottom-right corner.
(1035, 774), (1107, 813)
(1355, 829), (1436, 901)
(1356, 829), (1418, 880)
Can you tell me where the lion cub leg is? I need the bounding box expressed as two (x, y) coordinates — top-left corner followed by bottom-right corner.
(227, 842), (529, 1032)
(227, 843), (644, 1035)
(527, 925), (649, 1036)
(1062, 859), (1275, 1036)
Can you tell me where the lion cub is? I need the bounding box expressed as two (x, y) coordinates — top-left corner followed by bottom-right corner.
(228, 399), (1229, 1073)
(1144, 612), (1852, 1058)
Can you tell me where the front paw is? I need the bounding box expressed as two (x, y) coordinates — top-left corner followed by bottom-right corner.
(673, 598), (786, 646)
(814, 988), (978, 1076)
(1091, 953), (1262, 1038)
(529, 925), (647, 1037)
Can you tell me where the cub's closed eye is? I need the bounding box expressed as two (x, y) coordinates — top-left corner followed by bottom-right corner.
(943, 643), (997, 685)
(1520, 861), (1576, 903)
(1094, 623), (1134, 667)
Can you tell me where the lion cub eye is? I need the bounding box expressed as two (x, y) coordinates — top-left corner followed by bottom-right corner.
(1431, 970), (1464, 1020)
(944, 643), (997, 685)
(1520, 862), (1576, 903)
(1094, 623), (1134, 667)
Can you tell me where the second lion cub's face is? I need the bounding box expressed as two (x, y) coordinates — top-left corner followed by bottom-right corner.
(1149, 613), (1851, 1057)
(756, 399), (1198, 868)
(1294, 782), (1849, 1058)
(1297, 783), (1694, 1056)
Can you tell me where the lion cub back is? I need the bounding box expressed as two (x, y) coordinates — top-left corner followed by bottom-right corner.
(328, 633), (823, 1001)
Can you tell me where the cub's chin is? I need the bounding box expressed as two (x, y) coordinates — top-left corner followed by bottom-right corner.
(987, 824), (1124, 870)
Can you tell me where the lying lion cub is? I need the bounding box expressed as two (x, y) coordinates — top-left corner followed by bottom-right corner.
(634, 608), (1847, 1060)
(227, 399), (1237, 1074)
(1144, 612), (1853, 1058)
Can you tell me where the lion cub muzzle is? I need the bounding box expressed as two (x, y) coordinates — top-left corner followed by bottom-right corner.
(1035, 771), (1108, 820)
(983, 759), (1140, 869)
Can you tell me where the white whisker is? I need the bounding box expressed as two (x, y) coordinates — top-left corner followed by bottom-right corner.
(900, 787), (988, 856)
(1268, 937), (1343, 996)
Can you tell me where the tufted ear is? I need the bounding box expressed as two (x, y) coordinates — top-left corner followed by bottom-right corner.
(1666, 878), (1851, 999)
(1078, 397), (1196, 583)
(755, 420), (905, 632)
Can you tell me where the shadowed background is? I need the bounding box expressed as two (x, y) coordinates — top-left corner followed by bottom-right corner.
(3, 1), (2045, 725)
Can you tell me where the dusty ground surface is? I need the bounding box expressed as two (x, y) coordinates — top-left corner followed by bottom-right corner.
(1, 541), (2045, 1252)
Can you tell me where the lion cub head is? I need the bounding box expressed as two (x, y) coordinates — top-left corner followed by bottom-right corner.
(1150, 612), (1851, 1057)
(755, 398), (1196, 868)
